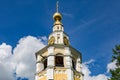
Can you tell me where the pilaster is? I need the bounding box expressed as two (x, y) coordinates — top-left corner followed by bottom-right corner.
(64, 47), (73, 80)
(76, 57), (82, 72)
(36, 61), (44, 73)
(64, 47), (72, 68)
(47, 46), (55, 80)
(66, 69), (74, 80)
(36, 55), (43, 72)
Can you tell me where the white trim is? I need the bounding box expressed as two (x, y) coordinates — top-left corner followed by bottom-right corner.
(36, 62), (44, 72)
(47, 56), (54, 66)
(65, 56), (72, 68)
(67, 69), (73, 80)
(48, 47), (54, 55)
(65, 47), (71, 55)
(76, 58), (81, 72)
(47, 68), (54, 80)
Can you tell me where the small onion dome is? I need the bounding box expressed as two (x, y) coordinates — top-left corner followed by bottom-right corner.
(53, 12), (62, 21)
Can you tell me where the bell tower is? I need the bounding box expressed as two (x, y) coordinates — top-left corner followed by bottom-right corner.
(35, 2), (83, 80)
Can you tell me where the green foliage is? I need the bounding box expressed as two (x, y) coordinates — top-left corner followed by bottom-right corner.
(109, 45), (120, 80)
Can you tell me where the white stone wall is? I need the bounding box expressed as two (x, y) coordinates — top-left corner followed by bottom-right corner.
(47, 47), (54, 80)
(47, 68), (54, 80)
(49, 32), (64, 44)
(48, 24), (69, 45)
(47, 47), (55, 67)
(53, 25), (64, 32)
(67, 69), (73, 80)
(76, 57), (82, 72)
(36, 55), (43, 72)
(36, 62), (43, 72)
(64, 47), (72, 68)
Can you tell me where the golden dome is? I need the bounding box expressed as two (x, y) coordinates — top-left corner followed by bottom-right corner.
(53, 12), (62, 21)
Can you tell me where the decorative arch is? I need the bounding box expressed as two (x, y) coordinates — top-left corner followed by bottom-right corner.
(48, 36), (55, 45)
(63, 36), (69, 45)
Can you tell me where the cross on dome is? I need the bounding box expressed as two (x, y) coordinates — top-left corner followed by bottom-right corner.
(53, 1), (62, 25)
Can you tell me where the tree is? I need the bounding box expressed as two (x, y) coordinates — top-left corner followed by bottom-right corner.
(109, 45), (120, 80)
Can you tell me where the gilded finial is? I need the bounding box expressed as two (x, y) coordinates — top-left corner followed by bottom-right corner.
(53, 1), (62, 25)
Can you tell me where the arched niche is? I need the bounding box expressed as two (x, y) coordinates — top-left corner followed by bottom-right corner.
(55, 53), (64, 67)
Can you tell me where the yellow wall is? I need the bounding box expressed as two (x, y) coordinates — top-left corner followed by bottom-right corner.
(54, 48), (64, 55)
(38, 76), (47, 80)
(54, 74), (67, 80)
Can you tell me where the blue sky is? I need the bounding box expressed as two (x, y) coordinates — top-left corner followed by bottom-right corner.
(0, 0), (120, 79)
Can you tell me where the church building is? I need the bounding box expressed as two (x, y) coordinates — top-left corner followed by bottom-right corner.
(35, 2), (83, 80)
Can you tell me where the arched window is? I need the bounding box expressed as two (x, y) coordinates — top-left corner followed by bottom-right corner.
(43, 58), (47, 70)
(55, 54), (64, 67)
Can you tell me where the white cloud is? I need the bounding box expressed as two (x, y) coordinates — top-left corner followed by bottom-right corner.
(82, 59), (108, 80)
(107, 60), (117, 72)
(0, 43), (12, 60)
(84, 59), (95, 65)
(13, 36), (46, 80)
(41, 36), (47, 41)
(0, 36), (46, 80)
(0, 43), (14, 80)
